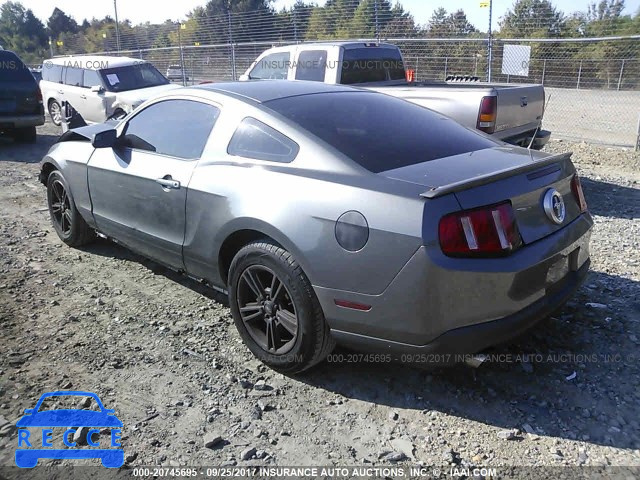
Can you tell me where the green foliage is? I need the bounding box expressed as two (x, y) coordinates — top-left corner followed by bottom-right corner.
(499, 0), (565, 37)
(0, 1), (47, 63)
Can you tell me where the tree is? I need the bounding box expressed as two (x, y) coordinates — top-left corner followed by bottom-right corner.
(381, 2), (419, 38)
(499, 0), (565, 37)
(0, 2), (47, 62)
(47, 7), (78, 38)
(427, 8), (477, 37)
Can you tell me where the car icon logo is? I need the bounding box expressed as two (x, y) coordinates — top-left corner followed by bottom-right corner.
(15, 391), (123, 468)
(542, 188), (565, 225)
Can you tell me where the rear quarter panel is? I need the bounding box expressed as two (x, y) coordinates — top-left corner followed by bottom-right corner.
(183, 164), (427, 295)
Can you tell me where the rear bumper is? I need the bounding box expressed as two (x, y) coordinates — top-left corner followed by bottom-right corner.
(502, 129), (551, 150)
(331, 257), (589, 360)
(0, 113), (45, 129)
(316, 212), (593, 355)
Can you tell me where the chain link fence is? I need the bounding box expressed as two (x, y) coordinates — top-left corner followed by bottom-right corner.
(46, 0), (640, 147)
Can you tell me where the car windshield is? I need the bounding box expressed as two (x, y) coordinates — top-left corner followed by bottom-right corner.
(0, 51), (34, 82)
(99, 63), (169, 92)
(265, 91), (497, 173)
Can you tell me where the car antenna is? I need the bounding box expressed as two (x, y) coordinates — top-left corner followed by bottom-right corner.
(527, 92), (551, 150)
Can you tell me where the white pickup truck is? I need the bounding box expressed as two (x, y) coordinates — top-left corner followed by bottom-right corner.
(240, 42), (550, 149)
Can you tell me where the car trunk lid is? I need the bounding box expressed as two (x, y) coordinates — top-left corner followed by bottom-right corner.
(380, 146), (582, 244)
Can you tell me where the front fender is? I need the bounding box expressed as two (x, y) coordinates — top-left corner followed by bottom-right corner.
(39, 142), (97, 228)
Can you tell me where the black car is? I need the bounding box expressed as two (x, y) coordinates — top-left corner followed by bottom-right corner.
(0, 50), (44, 143)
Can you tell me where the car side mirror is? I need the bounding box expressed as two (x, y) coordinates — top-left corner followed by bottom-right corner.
(90, 85), (104, 94)
(92, 129), (118, 148)
(24, 408), (34, 414)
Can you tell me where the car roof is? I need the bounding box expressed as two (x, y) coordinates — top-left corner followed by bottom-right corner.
(45, 55), (147, 70)
(194, 80), (362, 104)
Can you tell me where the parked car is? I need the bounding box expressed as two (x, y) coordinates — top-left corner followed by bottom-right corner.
(241, 42), (550, 149)
(29, 66), (42, 83)
(39, 81), (592, 373)
(166, 64), (189, 81)
(0, 50), (44, 143)
(40, 56), (180, 126)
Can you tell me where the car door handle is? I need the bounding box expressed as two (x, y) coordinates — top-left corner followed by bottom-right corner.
(80, 94), (87, 99)
(155, 177), (180, 189)
(58, 90), (64, 94)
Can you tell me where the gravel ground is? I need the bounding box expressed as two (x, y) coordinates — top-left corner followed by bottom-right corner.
(0, 122), (639, 475)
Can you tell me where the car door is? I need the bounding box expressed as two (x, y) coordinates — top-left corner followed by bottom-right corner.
(79, 69), (108, 123)
(87, 98), (220, 269)
(61, 66), (88, 117)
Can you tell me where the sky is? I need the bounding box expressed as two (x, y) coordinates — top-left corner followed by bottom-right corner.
(10, 0), (640, 30)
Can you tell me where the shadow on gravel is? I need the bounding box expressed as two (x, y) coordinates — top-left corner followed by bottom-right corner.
(78, 237), (229, 305)
(581, 177), (639, 219)
(300, 270), (639, 451)
(72, 234), (639, 451)
(0, 133), (59, 163)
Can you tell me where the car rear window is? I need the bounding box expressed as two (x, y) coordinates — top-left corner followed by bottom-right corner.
(265, 91), (497, 173)
(340, 47), (406, 84)
(0, 51), (34, 82)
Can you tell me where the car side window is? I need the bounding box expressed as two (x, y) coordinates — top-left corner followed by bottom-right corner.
(82, 69), (102, 88)
(120, 100), (220, 160)
(227, 117), (299, 163)
(249, 52), (290, 80)
(65, 67), (83, 87)
(43, 64), (63, 83)
(295, 50), (327, 82)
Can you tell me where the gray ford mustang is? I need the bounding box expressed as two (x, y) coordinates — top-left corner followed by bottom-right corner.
(40, 80), (593, 373)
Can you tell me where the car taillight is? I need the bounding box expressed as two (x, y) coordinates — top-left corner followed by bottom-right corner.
(36, 89), (42, 103)
(439, 202), (522, 257)
(571, 174), (587, 213)
(477, 96), (497, 134)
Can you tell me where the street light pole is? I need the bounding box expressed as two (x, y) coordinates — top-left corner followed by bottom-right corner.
(114, 0), (121, 53)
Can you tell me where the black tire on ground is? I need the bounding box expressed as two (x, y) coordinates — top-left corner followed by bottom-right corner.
(48, 99), (62, 126)
(46, 170), (96, 247)
(108, 109), (126, 121)
(11, 126), (37, 144)
(228, 240), (335, 374)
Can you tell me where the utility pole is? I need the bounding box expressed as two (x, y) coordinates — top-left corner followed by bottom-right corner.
(178, 23), (186, 86)
(114, 0), (121, 53)
(487, 0), (493, 82)
(374, 0), (379, 42)
(228, 3), (236, 81)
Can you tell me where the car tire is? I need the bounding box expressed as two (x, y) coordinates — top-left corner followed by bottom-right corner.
(108, 109), (127, 121)
(12, 126), (37, 144)
(48, 99), (62, 126)
(228, 240), (335, 374)
(46, 170), (96, 247)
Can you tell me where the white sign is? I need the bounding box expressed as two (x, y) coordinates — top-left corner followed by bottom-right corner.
(501, 44), (531, 77)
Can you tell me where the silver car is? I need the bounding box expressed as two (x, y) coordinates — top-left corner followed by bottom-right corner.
(39, 81), (593, 373)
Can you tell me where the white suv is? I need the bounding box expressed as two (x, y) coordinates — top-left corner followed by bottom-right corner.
(40, 56), (180, 125)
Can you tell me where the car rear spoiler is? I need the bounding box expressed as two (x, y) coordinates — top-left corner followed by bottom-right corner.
(420, 152), (572, 199)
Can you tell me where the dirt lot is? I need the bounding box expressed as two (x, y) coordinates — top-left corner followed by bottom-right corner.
(0, 121), (639, 475)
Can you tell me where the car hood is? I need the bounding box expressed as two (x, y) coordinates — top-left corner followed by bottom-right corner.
(16, 409), (123, 427)
(113, 84), (181, 106)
